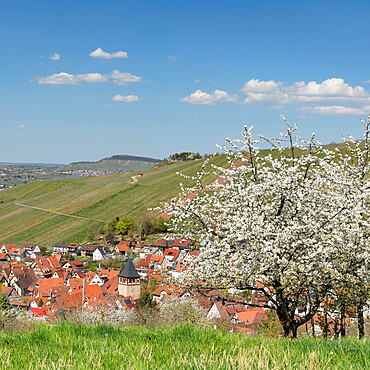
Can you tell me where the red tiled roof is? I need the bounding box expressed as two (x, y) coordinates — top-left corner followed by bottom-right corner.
(98, 269), (119, 280)
(163, 249), (180, 260)
(31, 307), (48, 317)
(101, 276), (119, 295)
(235, 308), (266, 325)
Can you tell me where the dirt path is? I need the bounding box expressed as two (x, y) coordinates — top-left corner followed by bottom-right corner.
(13, 202), (105, 223)
(0, 207), (27, 220)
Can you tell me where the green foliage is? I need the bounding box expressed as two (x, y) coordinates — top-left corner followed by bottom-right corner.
(155, 216), (168, 233)
(236, 290), (251, 301)
(37, 298), (44, 307)
(164, 152), (202, 162)
(115, 215), (135, 235)
(258, 310), (284, 338)
(0, 293), (10, 311)
(136, 289), (156, 310)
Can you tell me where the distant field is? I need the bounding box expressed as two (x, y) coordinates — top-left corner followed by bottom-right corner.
(0, 157), (227, 246)
(0, 323), (368, 369)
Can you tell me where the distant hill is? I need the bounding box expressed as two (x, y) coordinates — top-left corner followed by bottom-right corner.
(0, 162), (65, 167)
(60, 155), (162, 172)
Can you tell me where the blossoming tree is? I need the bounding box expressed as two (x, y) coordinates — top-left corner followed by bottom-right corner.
(162, 115), (370, 338)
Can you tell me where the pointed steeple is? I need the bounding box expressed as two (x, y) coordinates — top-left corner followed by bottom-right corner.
(118, 257), (140, 279)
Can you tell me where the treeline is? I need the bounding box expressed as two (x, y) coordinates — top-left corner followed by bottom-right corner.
(88, 213), (169, 244)
(163, 152), (202, 162)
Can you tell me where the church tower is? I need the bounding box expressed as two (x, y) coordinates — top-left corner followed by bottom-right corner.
(118, 257), (141, 301)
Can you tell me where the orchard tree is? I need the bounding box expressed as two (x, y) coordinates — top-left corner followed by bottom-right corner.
(162, 115), (370, 338)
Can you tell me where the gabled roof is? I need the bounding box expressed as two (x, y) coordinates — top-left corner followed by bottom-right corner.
(1, 243), (17, 251)
(23, 242), (38, 251)
(235, 308), (266, 325)
(118, 258), (140, 279)
(153, 239), (192, 249)
(98, 269), (119, 280)
(81, 244), (98, 252)
(0, 253), (9, 260)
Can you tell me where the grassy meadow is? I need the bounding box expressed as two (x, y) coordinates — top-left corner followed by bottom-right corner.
(0, 323), (369, 369)
(0, 157), (227, 246)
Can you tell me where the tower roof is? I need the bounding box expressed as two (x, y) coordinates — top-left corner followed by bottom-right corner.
(118, 257), (140, 279)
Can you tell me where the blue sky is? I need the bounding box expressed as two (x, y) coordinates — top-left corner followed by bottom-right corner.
(0, 0), (369, 163)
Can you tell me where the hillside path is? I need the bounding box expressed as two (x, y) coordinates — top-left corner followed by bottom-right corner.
(13, 202), (105, 223)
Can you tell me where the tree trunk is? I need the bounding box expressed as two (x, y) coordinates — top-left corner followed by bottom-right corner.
(340, 305), (346, 338)
(324, 310), (328, 339)
(357, 304), (364, 340)
(311, 316), (316, 337)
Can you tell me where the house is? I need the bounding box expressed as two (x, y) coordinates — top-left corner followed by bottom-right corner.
(149, 254), (167, 270)
(171, 260), (190, 277)
(10, 270), (37, 296)
(152, 284), (189, 304)
(22, 243), (41, 258)
(163, 249), (184, 268)
(81, 245), (98, 257)
(93, 246), (112, 261)
(8, 248), (29, 262)
(71, 270), (86, 279)
(53, 244), (69, 254)
(232, 307), (267, 331)
(32, 256), (60, 279)
(115, 243), (132, 255)
(136, 258), (150, 278)
(207, 301), (247, 320)
(0, 253), (9, 262)
(1, 286), (21, 303)
(53, 243), (81, 255)
(139, 246), (162, 260)
(98, 269), (120, 283)
(62, 260), (84, 272)
(52, 269), (72, 282)
(67, 243), (81, 255)
(36, 278), (66, 299)
(153, 239), (193, 251)
(0, 243), (17, 253)
(85, 271), (104, 287)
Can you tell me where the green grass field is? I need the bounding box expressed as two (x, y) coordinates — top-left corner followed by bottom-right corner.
(0, 323), (368, 369)
(0, 157), (227, 246)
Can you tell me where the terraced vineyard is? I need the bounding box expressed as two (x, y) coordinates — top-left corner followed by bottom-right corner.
(0, 156), (227, 246)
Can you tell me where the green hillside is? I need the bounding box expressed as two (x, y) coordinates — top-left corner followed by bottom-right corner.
(0, 156), (227, 246)
(60, 155), (162, 172)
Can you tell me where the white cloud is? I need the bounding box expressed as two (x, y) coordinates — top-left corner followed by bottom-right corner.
(18, 124), (27, 128)
(242, 78), (370, 105)
(181, 89), (238, 105)
(104, 104), (111, 107)
(168, 55), (178, 62)
(111, 70), (141, 85)
(36, 72), (108, 85)
(89, 47), (128, 59)
(112, 94), (140, 103)
(365, 80), (370, 83)
(49, 53), (60, 61)
(301, 105), (370, 116)
(36, 70), (142, 86)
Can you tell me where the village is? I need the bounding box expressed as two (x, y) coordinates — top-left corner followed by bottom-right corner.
(0, 239), (271, 335)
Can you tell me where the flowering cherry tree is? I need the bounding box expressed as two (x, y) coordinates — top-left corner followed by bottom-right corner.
(162, 115), (370, 338)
